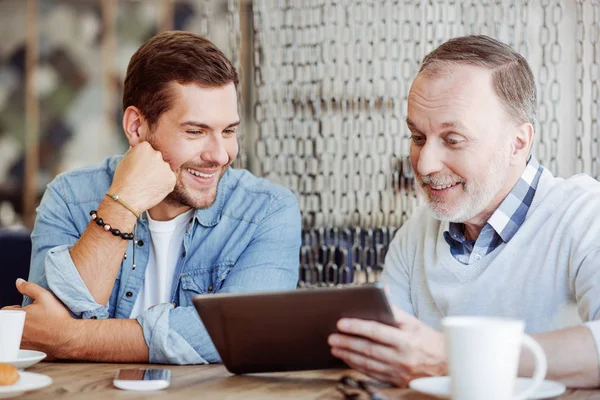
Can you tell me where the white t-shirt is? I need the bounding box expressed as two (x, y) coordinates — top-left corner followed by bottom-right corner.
(130, 209), (194, 319)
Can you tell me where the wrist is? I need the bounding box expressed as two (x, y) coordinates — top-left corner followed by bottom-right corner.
(96, 199), (138, 233)
(90, 210), (135, 240)
(106, 186), (144, 216)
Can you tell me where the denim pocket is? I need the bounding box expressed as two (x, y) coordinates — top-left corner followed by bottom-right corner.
(179, 262), (234, 304)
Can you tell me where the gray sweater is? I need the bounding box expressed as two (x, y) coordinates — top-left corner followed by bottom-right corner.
(381, 167), (600, 355)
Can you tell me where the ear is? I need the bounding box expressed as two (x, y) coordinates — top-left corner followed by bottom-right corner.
(122, 106), (149, 146)
(510, 122), (534, 166)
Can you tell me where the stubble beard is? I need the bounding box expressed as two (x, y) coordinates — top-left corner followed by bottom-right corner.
(146, 135), (228, 210)
(164, 165), (228, 210)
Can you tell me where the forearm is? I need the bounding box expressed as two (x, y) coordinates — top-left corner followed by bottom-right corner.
(59, 318), (148, 363)
(69, 197), (137, 305)
(519, 326), (600, 388)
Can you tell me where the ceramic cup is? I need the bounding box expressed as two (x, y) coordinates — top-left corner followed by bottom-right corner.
(442, 316), (547, 400)
(0, 309), (26, 362)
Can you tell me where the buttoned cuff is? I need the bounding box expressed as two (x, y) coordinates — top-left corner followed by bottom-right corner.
(45, 245), (108, 318)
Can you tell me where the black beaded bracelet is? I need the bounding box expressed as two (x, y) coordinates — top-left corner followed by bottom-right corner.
(89, 210), (134, 240)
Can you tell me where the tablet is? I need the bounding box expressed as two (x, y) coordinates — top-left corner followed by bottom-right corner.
(192, 285), (395, 374)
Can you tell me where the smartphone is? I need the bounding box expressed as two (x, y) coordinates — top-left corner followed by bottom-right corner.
(113, 368), (171, 391)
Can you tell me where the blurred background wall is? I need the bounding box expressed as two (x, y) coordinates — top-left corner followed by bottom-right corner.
(0, 0), (599, 286)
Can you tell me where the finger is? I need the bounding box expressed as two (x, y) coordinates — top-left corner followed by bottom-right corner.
(390, 304), (418, 325)
(15, 279), (51, 302)
(329, 333), (402, 366)
(381, 286), (417, 326)
(383, 284), (390, 297)
(331, 347), (394, 382)
(390, 304), (413, 322)
(337, 318), (409, 348)
(1, 305), (22, 310)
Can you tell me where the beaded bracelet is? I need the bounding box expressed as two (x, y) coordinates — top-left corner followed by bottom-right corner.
(89, 210), (134, 240)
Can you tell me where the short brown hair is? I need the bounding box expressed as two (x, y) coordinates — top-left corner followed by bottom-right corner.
(419, 35), (536, 125)
(123, 31), (238, 129)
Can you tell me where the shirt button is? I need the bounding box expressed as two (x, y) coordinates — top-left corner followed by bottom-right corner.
(126, 291), (133, 297)
(208, 285), (214, 292)
(474, 254), (482, 261)
(137, 240), (144, 247)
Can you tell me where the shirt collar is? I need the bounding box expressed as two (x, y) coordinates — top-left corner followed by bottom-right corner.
(445, 223), (467, 245)
(487, 155), (542, 242)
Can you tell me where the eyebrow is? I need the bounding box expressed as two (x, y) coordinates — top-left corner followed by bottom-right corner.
(440, 122), (458, 129)
(180, 120), (240, 130)
(406, 118), (460, 132)
(406, 118), (422, 133)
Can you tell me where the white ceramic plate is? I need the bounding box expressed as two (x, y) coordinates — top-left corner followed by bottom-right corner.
(0, 372), (52, 399)
(1, 350), (46, 370)
(409, 376), (566, 399)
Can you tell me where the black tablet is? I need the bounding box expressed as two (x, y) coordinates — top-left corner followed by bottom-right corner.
(192, 285), (395, 374)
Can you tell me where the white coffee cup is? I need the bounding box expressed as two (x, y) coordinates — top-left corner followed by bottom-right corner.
(0, 310), (26, 362)
(442, 316), (547, 400)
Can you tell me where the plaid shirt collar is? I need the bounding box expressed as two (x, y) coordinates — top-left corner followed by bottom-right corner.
(443, 156), (544, 265)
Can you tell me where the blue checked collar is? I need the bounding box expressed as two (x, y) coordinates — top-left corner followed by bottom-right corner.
(444, 156), (544, 264)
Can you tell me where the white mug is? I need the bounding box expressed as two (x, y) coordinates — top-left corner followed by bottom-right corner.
(442, 316), (547, 400)
(0, 310), (26, 362)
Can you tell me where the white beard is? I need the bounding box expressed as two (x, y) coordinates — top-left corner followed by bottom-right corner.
(418, 148), (511, 223)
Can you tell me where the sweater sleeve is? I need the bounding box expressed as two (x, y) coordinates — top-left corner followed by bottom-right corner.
(574, 246), (600, 364)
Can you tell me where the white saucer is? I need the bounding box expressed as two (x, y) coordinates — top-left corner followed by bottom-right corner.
(409, 376), (566, 399)
(1, 350), (46, 370)
(0, 372), (52, 399)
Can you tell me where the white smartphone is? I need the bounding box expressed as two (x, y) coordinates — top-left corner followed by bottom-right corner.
(113, 368), (171, 391)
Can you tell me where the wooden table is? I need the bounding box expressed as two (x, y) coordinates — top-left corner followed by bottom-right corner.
(15, 362), (600, 399)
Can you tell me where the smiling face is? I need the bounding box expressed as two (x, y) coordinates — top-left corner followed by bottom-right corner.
(145, 82), (239, 215)
(407, 64), (520, 224)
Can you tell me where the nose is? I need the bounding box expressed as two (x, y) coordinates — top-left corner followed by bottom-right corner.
(413, 141), (444, 177)
(200, 134), (230, 166)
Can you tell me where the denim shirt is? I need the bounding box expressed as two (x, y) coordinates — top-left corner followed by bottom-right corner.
(25, 156), (301, 364)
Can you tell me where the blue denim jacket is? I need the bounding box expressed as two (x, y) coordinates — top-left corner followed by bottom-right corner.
(25, 156), (301, 364)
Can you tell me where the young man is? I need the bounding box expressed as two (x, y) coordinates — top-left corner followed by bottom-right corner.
(10, 31), (301, 364)
(329, 35), (600, 387)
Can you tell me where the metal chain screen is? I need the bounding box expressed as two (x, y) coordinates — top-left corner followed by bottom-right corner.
(249, 0), (600, 287)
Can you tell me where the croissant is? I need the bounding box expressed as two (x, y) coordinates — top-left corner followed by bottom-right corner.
(0, 363), (19, 386)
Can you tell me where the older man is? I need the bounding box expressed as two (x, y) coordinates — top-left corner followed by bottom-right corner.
(329, 35), (600, 388)
(5, 31), (301, 364)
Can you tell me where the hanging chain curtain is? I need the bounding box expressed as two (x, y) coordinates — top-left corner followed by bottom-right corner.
(250, 0), (600, 287)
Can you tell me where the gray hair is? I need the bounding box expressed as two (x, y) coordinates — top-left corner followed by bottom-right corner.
(419, 35), (537, 126)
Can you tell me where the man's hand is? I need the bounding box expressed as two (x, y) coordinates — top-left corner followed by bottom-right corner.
(68, 141), (176, 306)
(328, 305), (447, 387)
(109, 141), (177, 213)
(2, 279), (75, 360)
(4, 279), (149, 363)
